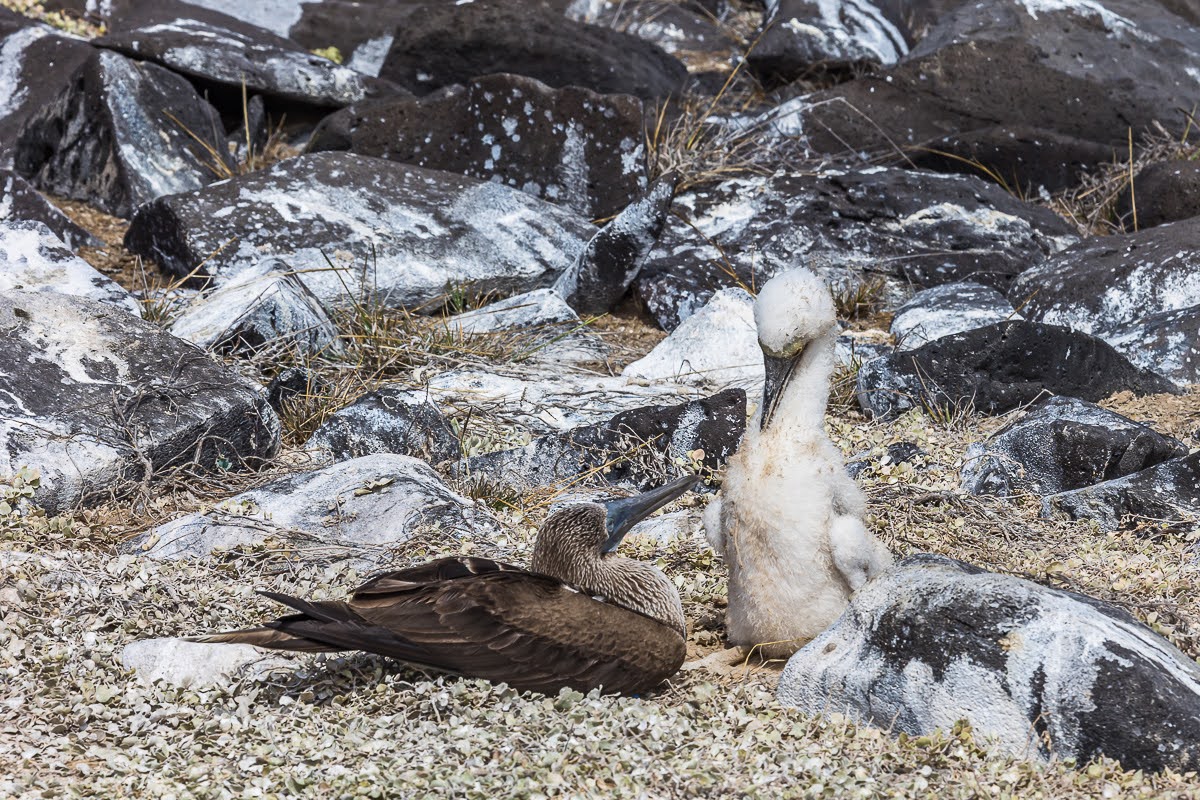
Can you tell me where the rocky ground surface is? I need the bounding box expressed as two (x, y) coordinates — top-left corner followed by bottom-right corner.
(2, 0), (1200, 797)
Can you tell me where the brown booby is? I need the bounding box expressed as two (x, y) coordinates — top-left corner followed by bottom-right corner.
(191, 475), (697, 695)
(704, 269), (893, 660)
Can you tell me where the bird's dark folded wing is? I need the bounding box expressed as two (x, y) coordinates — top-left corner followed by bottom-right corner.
(350, 557), (522, 596)
(347, 572), (687, 695)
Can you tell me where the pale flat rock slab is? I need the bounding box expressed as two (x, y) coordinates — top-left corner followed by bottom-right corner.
(122, 638), (294, 688)
(446, 289), (606, 366)
(778, 554), (1200, 772)
(425, 365), (716, 437)
(0, 290), (280, 513)
(134, 454), (494, 563)
(0, 220), (140, 315)
(449, 289), (579, 335)
(623, 287), (761, 388)
(456, 389), (745, 493)
(124, 152), (594, 311)
(169, 259), (341, 356)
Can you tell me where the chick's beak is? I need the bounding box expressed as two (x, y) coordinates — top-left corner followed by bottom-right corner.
(760, 347), (803, 430)
(601, 474), (700, 553)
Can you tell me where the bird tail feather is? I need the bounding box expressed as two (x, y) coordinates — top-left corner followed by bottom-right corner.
(186, 626), (344, 653)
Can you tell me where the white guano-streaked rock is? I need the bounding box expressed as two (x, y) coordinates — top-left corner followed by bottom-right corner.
(124, 153), (594, 311)
(134, 455), (495, 564)
(169, 259), (341, 356)
(623, 288), (762, 389)
(0, 220), (141, 315)
(778, 554), (1200, 772)
(891, 281), (1020, 350)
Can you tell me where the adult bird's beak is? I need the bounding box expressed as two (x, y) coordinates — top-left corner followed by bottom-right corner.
(760, 346), (804, 430)
(601, 474), (699, 553)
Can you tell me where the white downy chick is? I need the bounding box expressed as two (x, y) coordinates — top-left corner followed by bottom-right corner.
(705, 269), (893, 659)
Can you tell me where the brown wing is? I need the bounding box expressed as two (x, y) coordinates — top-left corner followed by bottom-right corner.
(350, 556), (522, 596)
(261, 567), (684, 695)
(190, 557), (515, 653)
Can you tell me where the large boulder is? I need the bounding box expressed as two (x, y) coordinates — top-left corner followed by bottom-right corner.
(1010, 218), (1200, 385)
(1043, 451), (1200, 531)
(0, 170), (99, 249)
(960, 396), (1188, 497)
(457, 389), (745, 492)
(0, 13), (94, 169)
(750, 0), (1200, 192)
(378, 1), (688, 101)
(13, 49), (229, 218)
(635, 168), (1076, 331)
(0, 290), (280, 513)
(856, 321), (1180, 419)
(308, 74), (647, 219)
(95, 11), (399, 110)
(133, 454), (493, 563)
(124, 152), (594, 310)
(0, 219), (140, 315)
(778, 554), (1200, 772)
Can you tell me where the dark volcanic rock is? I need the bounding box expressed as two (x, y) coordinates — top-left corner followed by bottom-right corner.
(0, 290), (280, 514)
(750, 0), (1200, 192)
(855, 321), (1180, 419)
(124, 152), (594, 310)
(284, 3), (419, 77)
(306, 387), (461, 465)
(0, 13), (94, 170)
(14, 49), (229, 218)
(96, 13), (400, 110)
(961, 396), (1188, 497)
(308, 73), (647, 218)
(0, 170), (99, 249)
(581, 0), (736, 57)
(1116, 161), (1200, 230)
(890, 282), (1020, 350)
(635, 168), (1076, 330)
(1044, 451), (1200, 531)
(1010, 217), (1200, 384)
(778, 553), (1200, 773)
(168, 260), (341, 357)
(379, 1), (688, 101)
(0, 220), (139, 315)
(458, 389), (746, 492)
(747, 0), (912, 84)
(265, 367), (326, 414)
(554, 174), (676, 315)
